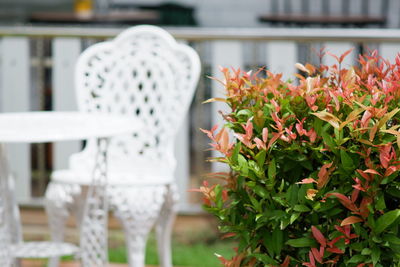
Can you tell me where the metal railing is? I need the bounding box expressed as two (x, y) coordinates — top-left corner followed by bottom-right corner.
(0, 25), (399, 213)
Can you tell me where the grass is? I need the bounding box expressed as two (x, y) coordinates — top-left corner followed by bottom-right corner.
(60, 231), (235, 266)
(108, 233), (235, 266)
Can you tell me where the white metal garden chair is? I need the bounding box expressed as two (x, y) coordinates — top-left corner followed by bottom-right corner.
(45, 25), (201, 267)
(0, 145), (79, 267)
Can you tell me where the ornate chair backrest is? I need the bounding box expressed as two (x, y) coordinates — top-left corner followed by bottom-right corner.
(72, 25), (200, 174)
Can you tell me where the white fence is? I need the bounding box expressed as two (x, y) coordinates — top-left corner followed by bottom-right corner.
(0, 26), (399, 213)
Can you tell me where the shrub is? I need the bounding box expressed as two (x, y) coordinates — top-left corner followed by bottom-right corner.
(196, 50), (400, 266)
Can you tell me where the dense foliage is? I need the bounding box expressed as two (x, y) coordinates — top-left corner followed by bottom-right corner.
(196, 51), (400, 266)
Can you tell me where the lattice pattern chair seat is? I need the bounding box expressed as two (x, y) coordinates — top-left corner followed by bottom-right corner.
(45, 25), (201, 267)
(11, 241), (79, 258)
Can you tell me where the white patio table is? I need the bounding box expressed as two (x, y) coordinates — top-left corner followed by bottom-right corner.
(0, 111), (139, 266)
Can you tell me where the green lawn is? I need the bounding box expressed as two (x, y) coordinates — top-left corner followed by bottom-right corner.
(108, 234), (235, 267)
(61, 232), (234, 266)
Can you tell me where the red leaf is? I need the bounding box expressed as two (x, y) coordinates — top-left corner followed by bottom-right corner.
(379, 144), (392, 168)
(385, 165), (400, 177)
(363, 169), (381, 176)
(267, 132), (282, 149)
(351, 189), (360, 203)
(327, 247), (344, 254)
(221, 232), (236, 239)
(359, 197), (373, 218)
(262, 127), (269, 143)
(311, 226), (327, 247)
(317, 162), (334, 189)
(328, 236), (343, 248)
(339, 48), (354, 63)
(357, 169), (371, 181)
(281, 256), (290, 267)
(326, 193), (358, 212)
(296, 178), (317, 184)
(311, 247), (323, 264)
(340, 216), (363, 226)
(309, 251), (316, 266)
(254, 137), (266, 150)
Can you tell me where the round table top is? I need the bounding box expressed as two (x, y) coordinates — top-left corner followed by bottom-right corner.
(0, 111), (140, 143)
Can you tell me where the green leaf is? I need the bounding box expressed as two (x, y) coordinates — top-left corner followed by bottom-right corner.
(214, 184), (223, 208)
(293, 204), (311, 212)
(290, 212), (300, 224)
(280, 218), (290, 230)
(272, 196), (286, 207)
(377, 107), (400, 129)
(230, 142), (241, 165)
(375, 209), (400, 234)
(288, 185), (299, 206)
(371, 246), (381, 265)
(340, 150), (354, 170)
(375, 194), (386, 210)
(255, 150), (267, 168)
(382, 234), (400, 245)
(254, 185), (269, 199)
(361, 248), (371, 255)
(249, 195), (261, 213)
(386, 187), (400, 198)
(272, 228), (283, 255)
(372, 236), (383, 243)
(236, 109), (253, 118)
(268, 158), (276, 183)
(238, 154), (249, 176)
(347, 254), (366, 263)
(313, 117), (323, 135)
(248, 160), (263, 177)
(321, 131), (336, 150)
(252, 253), (277, 264)
(286, 237), (316, 247)
(263, 232), (274, 257)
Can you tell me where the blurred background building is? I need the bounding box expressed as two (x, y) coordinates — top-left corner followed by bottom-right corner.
(1, 0), (400, 27)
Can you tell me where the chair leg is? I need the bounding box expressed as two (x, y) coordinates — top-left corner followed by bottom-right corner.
(110, 185), (167, 267)
(45, 181), (80, 267)
(156, 184), (178, 267)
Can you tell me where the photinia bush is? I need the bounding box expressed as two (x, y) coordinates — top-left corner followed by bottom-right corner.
(196, 50), (400, 266)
